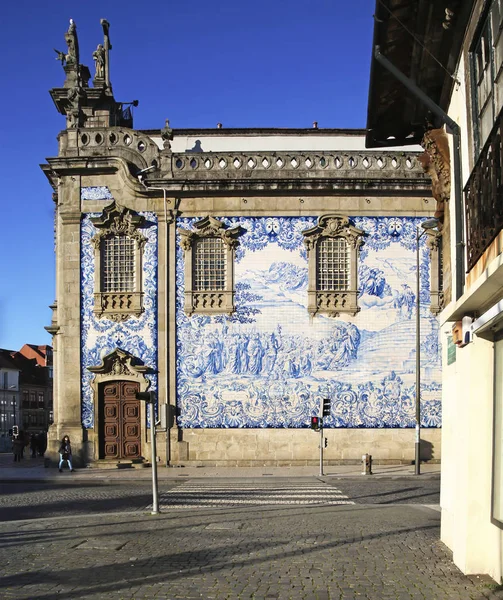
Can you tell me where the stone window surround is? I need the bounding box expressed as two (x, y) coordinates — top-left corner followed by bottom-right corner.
(303, 214), (365, 317)
(87, 348), (152, 460)
(90, 202), (147, 322)
(179, 216), (243, 316)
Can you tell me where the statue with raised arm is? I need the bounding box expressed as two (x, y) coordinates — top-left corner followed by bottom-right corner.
(54, 48), (66, 66)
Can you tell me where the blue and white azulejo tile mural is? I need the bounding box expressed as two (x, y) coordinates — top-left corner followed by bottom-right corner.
(80, 191), (158, 428)
(176, 216), (441, 429)
(81, 186), (114, 201)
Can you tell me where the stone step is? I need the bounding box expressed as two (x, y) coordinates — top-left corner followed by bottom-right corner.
(87, 459), (150, 470)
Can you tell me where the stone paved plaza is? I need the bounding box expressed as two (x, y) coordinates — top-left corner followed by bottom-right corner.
(1, 476), (502, 600)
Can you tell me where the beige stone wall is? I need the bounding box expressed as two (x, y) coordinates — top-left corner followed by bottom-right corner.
(168, 428), (441, 466)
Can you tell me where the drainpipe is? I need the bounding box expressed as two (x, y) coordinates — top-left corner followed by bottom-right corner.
(374, 46), (464, 301)
(138, 178), (178, 466)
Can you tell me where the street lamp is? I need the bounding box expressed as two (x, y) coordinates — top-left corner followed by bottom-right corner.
(415, 218), (439, 475)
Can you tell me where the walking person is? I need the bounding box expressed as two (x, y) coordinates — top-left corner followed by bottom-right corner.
(58, 435), (74, 472)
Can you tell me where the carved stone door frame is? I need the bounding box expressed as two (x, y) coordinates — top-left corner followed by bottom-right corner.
(88, 348), (151, 461)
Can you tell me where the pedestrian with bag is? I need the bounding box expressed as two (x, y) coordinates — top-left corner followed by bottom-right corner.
(58, 435), (74, 472)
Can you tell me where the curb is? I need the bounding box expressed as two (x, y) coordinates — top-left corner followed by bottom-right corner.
(0, 472), (441, 484)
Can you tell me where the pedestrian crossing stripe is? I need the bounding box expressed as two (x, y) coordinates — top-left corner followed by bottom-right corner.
(147, 483), (355, 509)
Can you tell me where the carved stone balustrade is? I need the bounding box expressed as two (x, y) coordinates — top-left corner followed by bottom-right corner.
(171, 151), (422, 177)
(56, 125), (430, 194)
(58, 127), (160, 172)
(161, 150), (429, 193)
(94, 292), (143, 321)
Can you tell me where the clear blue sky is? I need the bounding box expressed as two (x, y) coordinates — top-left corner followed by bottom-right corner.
(0, 0), (374, 351)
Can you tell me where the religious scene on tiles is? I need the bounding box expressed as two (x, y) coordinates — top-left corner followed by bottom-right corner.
(176, 216), (441, 429)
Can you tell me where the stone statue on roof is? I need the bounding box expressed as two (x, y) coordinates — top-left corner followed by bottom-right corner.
(93, 44), (105, 79)
(54, 18), (79, 69)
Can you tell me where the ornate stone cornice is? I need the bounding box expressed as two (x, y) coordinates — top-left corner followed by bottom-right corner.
(88, 348), (149, 377)
(178, 216), (243, 251)
(90, 201), (146, 248)
(302, 214), (365, 251)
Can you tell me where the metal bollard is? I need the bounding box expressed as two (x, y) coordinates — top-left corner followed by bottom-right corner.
(362, 453), (373, 475)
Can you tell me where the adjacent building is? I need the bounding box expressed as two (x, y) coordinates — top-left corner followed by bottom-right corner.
(11, 345), (54, 435)
(42, 20), (441, 469)
(367, 0), (503, 582)
(0, 350), (20, 452)
(0, 345), (53, 452)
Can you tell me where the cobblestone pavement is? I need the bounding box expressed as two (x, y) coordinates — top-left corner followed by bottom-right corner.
(0, 479), (502, 599)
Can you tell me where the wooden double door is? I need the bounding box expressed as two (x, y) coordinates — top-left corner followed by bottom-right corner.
(100, 381), (141, 460)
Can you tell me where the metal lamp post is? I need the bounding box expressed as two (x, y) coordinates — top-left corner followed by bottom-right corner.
(135, 390), (159, 514)
(415, 218), (439, 475)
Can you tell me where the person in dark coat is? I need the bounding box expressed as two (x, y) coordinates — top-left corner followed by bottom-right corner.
(30, 434), (37, 458)
(58, 435), (74, 472)
(37, 431), (47, 457)
(12, 437), (24, 462)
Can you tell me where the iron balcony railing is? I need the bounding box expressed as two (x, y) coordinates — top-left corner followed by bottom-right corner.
(465, 108), (503, 271)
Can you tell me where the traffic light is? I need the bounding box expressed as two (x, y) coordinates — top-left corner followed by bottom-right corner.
(324, 437), (328, 448)
(8, 429), (12, 437)
(322, 398), (331, 417)
(310, 416), (320, 430)
(135, 391), (155, 403)
(12, 425), (19, 437)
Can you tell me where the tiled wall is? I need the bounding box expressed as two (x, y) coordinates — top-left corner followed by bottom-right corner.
(176, 216), (441, 429)
(80, 188), (158, 428)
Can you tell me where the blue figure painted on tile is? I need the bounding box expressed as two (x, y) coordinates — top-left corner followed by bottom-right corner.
(176, 216), (441, 430)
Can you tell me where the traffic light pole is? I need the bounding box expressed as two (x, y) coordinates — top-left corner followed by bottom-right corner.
(319, 418), (324, 476)
(149, 400), (159, 515)
(136, 391), (160, 515)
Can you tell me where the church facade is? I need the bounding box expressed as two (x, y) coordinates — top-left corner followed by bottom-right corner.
(42, 20), (441, 466)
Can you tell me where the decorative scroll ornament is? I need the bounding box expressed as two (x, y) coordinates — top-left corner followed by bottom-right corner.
(419, 128), (451, 224)
(88, 348), (150, 377)
(90, 201), (147, 249)
(178, 215), (243, 251)
(302, 214), (365, 251)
